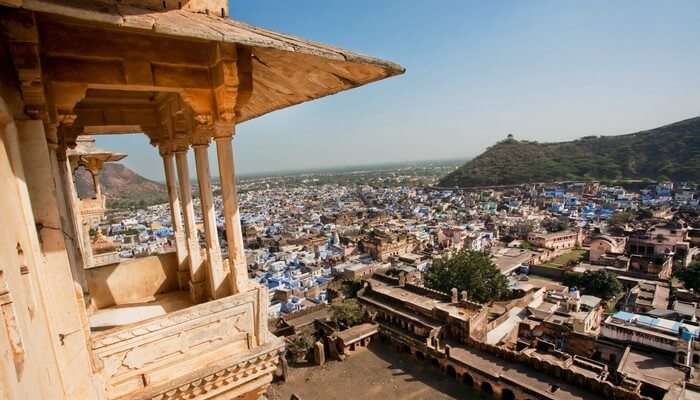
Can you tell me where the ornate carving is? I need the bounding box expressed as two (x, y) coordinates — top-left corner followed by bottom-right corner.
(56, 115), (83, 149)
(92, 290), (258, 350)
(234, 46), (254, 117)
(172, 109), (187, 130)
(190, 114), (215, 146)
(57, 113), (77, 126)
(92, 288), (281, 400)
(148, 347), (283, 400)
(172, 134), (190, 153)
(213, 121), (235, 139)
(193, 113), (213, 126)
(4, 13), (48, 121)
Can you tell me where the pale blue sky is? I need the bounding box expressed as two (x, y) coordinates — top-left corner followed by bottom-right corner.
(97, 0), (700, 180)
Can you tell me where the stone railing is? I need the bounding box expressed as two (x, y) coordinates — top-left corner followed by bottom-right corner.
(91, 285), (282, 399)
(91, 252), (121, 268)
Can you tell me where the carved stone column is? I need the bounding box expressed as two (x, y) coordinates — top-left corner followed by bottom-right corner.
(160, 147), (189, 290)
(214, 124), (249, 294)
(192, 133), (229, 299)
(45, 126), (87, 294)
(62, 154), (92, 270)
(92, 170), (101, 198)
(174, 146), (206, 303)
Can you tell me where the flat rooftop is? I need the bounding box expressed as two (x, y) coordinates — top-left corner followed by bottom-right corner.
(448, 345), (602, 400)
(365, 278), (481, 320)
(491, 248), (537, 274)
(618, 350), (685, 391)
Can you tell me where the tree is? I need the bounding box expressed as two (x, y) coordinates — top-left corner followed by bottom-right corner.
(636, 208), (654, 220)
(542, 217), (569, 233)
(563, 270), (622, 300)
(341, 281), (363, 299)
(331, 299), (364, 329)
(291, 332), (314, 350)
(609, 211), (634, 226)
(675, 261), (700, 292)
(424, 249), (510, 303)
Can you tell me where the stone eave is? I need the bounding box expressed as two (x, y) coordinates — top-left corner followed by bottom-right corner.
(13, 0), (405, 123)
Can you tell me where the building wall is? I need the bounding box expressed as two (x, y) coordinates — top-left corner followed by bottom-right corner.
(528, 230), (580, 250)
(0, 91), (98, 399)
(590, 239), (614, 263)
(601, 324), (677, 353)
(86, 252), (179, 309)
(0, 98), (63, 400)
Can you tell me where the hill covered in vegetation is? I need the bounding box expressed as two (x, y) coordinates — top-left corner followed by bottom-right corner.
(439, 117), (700, 187)
(75, 163), (167, 209)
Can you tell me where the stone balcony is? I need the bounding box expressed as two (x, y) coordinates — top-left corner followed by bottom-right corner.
(80, 195), (107, 225)
(91, 252), (121, 268)
(83, 253), (284, 399)
(90, 284), (283, 400)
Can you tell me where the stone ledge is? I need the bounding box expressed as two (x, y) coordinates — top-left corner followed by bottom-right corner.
(130, 337), (285, 400)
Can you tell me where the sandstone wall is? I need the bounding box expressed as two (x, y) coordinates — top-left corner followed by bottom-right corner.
(86, 252), (179, 309)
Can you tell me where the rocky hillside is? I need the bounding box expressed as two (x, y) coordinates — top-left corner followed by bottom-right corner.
(75, 163), (167, 209)
(439, 117), (700, 187)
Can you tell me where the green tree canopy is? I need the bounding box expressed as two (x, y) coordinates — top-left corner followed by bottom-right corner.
(289, 331), (315, 353)
(331, 299), (364, 329)
(424, 250), (510, 303)
(341, 281), (363, 299)
(542, 217), (569, 233)
(439, 117), (700, 188)
(563, 270), (623, 300)
(636, 208), (654, 220)
(674, 261), (700, 292)
(609, 211), (635, 226)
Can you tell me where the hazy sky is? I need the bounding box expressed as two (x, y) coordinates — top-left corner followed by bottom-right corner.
(97, 0), (700, 181)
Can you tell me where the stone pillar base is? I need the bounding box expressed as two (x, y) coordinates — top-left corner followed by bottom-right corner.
(177, 270), (190, 290)
(313, 341), (325, 366)
(189, 280), (207, 303)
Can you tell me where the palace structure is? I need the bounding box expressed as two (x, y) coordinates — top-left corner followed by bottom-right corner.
(0, 1), (403, 399)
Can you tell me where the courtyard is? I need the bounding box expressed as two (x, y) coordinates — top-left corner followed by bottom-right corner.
(542, 249), (588, 268)
(268, 342), (484, 400)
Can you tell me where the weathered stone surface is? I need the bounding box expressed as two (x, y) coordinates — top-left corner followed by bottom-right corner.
(19, 0), (404, 124)
(313, 341), (325, 366)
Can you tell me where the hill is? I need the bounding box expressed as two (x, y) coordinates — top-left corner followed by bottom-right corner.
(75, 163), (167, 209)
(439, 117), (700, 187)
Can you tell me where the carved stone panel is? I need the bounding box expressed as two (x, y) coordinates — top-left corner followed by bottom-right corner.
(92, 290), (260, 399)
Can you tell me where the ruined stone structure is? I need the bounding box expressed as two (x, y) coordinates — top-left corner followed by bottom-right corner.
(0, 1), (403, 399)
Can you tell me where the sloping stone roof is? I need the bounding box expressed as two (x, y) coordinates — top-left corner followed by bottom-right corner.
(18, 0), (405, 122)
(67, 135), (126, 161)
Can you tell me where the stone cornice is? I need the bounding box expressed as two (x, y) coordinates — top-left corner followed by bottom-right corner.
(139, 340), (284, 400)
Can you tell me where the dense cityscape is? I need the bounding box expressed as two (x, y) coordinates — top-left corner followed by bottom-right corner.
(2, 2), (700, 400)
(92, 154), (700, 400)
